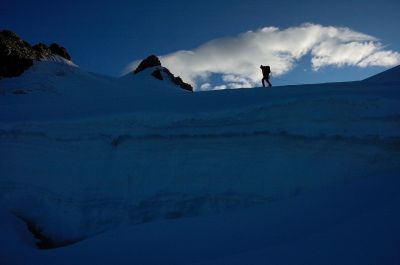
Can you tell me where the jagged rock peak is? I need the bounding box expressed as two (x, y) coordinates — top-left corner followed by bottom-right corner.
(133, 55), (193, 91)
(49, 43), (71, 61)
(133, 55), (161, 74)
(0, 29), (72, 78)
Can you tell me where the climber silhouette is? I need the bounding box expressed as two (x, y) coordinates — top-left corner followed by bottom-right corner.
(260, 65), (272, 87)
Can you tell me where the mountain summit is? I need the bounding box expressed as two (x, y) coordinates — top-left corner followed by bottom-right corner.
(133, 55), (193, 91)
(0, 30), (72, 78)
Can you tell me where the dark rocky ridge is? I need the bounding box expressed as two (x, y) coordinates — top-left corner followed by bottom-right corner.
(0, 30), (71, 78)
(133, 55), (161, 74)
(134, 55), (193, 92)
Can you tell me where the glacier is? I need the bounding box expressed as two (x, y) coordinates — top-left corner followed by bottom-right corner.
(0, 61), (400, 264)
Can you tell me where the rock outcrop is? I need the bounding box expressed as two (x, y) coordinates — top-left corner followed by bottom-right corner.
(133, 55), (193, 92)
(32, 43), (53, 58)
(0, 30), (35, 77)
(0, 30), (72, 78)
(49, 43), (71, 61)
(133, 55), (161, 74)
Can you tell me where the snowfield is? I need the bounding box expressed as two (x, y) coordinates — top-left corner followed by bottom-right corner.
(0, 61), (399, 264)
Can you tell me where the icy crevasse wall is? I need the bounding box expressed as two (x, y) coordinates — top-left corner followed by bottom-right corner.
(1, 111), (400, 243)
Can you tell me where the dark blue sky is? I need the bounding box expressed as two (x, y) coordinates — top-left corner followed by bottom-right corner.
(2, 0), (400, 86)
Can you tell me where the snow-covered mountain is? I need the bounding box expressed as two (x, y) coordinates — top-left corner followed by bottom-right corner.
(1, 57), (400, 264)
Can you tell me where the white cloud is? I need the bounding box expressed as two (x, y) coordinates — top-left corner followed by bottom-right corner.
(125, 23), (400, 91)
(214, 85), (227, 90)
(222, 75), (253, 89)
(199, 83), (211, 91)
(358, 50), (400, 67)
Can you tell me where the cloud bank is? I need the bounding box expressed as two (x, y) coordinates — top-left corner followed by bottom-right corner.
(125, 24), (400, 90)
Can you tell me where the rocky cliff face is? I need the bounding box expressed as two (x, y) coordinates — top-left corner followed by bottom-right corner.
(0, 30), (71, 78)
(134, 55), (193, 92)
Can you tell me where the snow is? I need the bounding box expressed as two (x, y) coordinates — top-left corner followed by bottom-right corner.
(0, 208), (37, 264)
(0, 61), (400, 264)
(40, 55), (78, 67)
(1, 174), (399, 264)
(364, 65), (400, 83)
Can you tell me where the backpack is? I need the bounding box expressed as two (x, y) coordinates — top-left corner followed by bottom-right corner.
(261, 65), (271, 74)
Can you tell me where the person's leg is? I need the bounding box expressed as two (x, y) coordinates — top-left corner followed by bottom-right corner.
(267, 78), (272, 87)
(261, 77), (266, 87)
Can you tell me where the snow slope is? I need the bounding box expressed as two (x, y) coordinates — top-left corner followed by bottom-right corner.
(364, 65), (400, 83)
(1, 173), (399, 265)
(0, 61), (400, 264)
